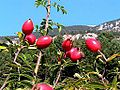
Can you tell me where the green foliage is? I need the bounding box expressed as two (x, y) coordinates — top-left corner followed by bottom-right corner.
(0, 0), (120, 90)
(0, 31), (120, 90)
(35, 0), (66, 35)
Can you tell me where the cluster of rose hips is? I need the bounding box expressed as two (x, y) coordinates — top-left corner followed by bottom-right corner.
(22, 19), (101, 90)
(22, 19), (52, 49)
(61, 38), (83, 62)
(22, 19), (54, 90)
(61, 34), (101, 62)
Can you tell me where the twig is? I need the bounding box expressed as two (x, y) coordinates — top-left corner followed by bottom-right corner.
(97, 50), (109, 85)
(44, 0), (51, 33)
(53, 66), (63, 88)
(0, 68), (12, 90)
(14, 46), (25, 66)
(88, 72), (108, 87)
(34, 50), (42, 76)
(18, 67), (20, 81)
(0, 46), (26, 90)
(98, 50), (107, 63)
(0, 74), (10, 90)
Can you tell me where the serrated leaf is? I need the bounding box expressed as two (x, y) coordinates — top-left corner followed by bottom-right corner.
(35, 0), (47, 7)
(106, 53), (120, 62)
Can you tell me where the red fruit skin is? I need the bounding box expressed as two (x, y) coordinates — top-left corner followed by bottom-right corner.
(62, 39), (73, 51)
(66, 48), (79, 57)
(25, 34), (36, 45)
(70, 51), (82, 62)
(36, 36), (52, 49)
(22, 19), (34, 35)
(32, 83), (54, 90)
(65, 48), (82, 62)
(85, 38), (101, 52)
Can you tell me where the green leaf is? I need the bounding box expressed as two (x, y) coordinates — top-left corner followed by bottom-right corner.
(53, 2), (57, 7)
(111, 75), (118, 90)
(35, 25), (39, 32)
(35, 0), (47, 7)
(0, 46), (7, 49)
(85, 82), (105, 89)
(10, 73), (34, 80)
(58, 25), (62, 32)
(19, 54), (33, 69)
(57, 5), (60, 12)
(17, 32), (24, 42)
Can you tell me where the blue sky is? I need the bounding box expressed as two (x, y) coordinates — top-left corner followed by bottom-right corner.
(0, 0), (120, 36)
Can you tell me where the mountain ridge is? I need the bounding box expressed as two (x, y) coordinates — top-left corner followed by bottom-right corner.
(0, 18), (120, 40)
(95, 18), (120, 31)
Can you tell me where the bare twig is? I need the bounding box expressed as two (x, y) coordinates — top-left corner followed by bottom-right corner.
(0, 74), (10, 90)
(14, 46), (26, 66)
(98, 50), (107, 62)
(0, 68), (12, 90)
(44, 0), (51, 33)
(97, 50), (109, 85)
(53, 66), (63, 88)
(88, 72), (108, 87)
(18, 67), (20, 81)
(34, 50), (42, 76)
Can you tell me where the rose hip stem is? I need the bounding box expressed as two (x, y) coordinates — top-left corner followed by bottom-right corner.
(98, 50), (107, 63)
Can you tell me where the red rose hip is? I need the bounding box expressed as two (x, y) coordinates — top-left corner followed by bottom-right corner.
(85, 38), (101, 52)
(70, 51), (82, 62)
(32, 83), (54, 90)
(66, 47), (82, 62)
(66, 47), (78, 57)
(36, 36), (52, 49)
(62, 39), (73, 51)
(22, 19), (34, 35)
(25, 34), (36, 45)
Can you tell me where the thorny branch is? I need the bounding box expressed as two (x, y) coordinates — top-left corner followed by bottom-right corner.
(0, 68), (12, 90)
(14, 46), (26, 66)
(0, 46), (26, 90)
(44, 0), (51, 33)
(53, 66), (63, 88)
(34, 50), (42, 76)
